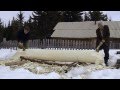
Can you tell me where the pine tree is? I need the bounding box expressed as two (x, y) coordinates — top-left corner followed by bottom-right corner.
(6, 17), (19, 40)
(89, 11), (108, 21)
(3, 21), (10, 39)
(32, 11), (63, 39)
(45, 11), (63, 38)
(17, 11), (24, 29)
(0, 19), (4, 42)
(32, 11), (45, 39)
(12, 18), (19, 40)
(25, 16), (37, 39)
(62, 11), (83, 22)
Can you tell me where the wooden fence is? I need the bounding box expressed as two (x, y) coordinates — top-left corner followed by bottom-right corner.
(0, 39), (120, 50)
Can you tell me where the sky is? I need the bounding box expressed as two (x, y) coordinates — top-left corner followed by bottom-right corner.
(0, 11), (33, 26)
(103, 11), (120, 21)
(0, 11), (120, 25)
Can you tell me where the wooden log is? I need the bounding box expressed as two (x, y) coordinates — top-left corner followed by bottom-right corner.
(20, 56), (77, 67)
(15, 49), (104, 65)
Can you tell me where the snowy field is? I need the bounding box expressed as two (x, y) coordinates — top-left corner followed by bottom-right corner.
(0, 49), (120, 79)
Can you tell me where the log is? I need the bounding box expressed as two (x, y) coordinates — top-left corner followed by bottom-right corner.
(11, 49), (104, 65)
(20, 56), (77, 67)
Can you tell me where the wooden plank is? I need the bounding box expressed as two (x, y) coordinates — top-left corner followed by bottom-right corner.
(84, 41), (86, 49)
(67, 40), (68, 50)
(73, 40), (76, 50)
(65, 39), (67, 50)
(85, 41), (87, 49)
(62, 39), (64, 49)
(55, 39), (57, 49)
(87, 40), (90, 50)
(52, 39), (54, 49)
(51, 39), (53, 49)
(60, 39), (61, 49)
(86, 41), (88, 49)
(69, 40), (71, 50)
(72, 40), (74, 50)
(81, 41), (83, 50)
(88, 40), (90, 50)
(77, 40), (79, 50)
(90, 40), (92, 49)
(88, 40), (89, 50)
(75, 40), (77, 50)
(59, 39), (61, 50)
(47, 39), (49, 49)
(54, 39), (56, 49)
(78, 40), (80, 50)
(60, 39), (62, 50)
(58, 39), (60, 49)
(73, 40), (75, 50)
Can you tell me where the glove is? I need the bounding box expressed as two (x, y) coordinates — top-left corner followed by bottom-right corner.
(102, 39), (105, 43)
(96, 47), (99, 52)
(95, 40), (105, 52)
(18, 42), (24, 49)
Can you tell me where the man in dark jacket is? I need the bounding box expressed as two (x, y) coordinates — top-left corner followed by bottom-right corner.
(17, 26), (30, 51)
(96, 22), (110, 66)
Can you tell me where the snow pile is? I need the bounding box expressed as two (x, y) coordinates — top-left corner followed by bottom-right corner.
(87, 69), (120, 79)
(63, 64), (107, 79)
(0, 49), (17, 60)
(108, 50), (120, 66)
(0, 66), (61, 79)
(65, 67), (87, 79)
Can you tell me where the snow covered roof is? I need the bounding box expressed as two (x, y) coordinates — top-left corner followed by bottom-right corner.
(51, 21), (120, 38)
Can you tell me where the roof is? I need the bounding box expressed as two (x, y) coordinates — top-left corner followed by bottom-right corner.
(51, 21), (120, 38)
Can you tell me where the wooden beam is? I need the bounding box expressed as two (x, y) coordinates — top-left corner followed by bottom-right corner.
(20, 56), (78, 67)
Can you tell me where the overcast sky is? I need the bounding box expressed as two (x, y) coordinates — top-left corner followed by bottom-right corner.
(0, 11), (33, 25)
(0, 11), (120, 25)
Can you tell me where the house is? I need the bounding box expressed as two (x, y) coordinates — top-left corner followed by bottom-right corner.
(51, 21), (120, 49)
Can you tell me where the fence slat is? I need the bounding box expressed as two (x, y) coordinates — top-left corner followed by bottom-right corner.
(1, 39), (120, 50)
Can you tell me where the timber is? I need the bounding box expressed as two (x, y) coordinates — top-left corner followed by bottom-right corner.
(10, 49), (104, 65)
(20, 56), (78, 67)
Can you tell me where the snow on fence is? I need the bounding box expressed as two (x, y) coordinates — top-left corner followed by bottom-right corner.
(0, 39), (120, 49)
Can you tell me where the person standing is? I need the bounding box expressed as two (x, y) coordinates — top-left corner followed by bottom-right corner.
(96, 22), (110, 66)
(17, 25), (30, 51)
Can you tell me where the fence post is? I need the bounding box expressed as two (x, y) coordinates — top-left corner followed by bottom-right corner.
(50, 39), (52, 49)
(119, 43), (120, 49)
(76, 40), (78, 50)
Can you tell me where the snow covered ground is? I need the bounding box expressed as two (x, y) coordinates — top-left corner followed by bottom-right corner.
(0, 49), (120, 79)
(0, 49), (17, 60)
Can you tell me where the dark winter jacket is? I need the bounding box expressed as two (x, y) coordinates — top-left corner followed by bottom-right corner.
(17, 29), (30, 43)
(96, 25), (110, 48)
